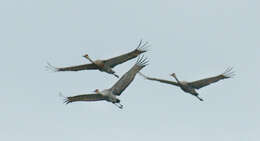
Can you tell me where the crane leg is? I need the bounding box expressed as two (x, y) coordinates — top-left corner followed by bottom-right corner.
(195, 95), (204, 101)
(113, 73), (119, 78)
(113, 103), (123, 109)
(118, 103), (123, 109)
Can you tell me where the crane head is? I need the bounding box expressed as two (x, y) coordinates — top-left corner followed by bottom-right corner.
(94, 89), (100, 93)
(83, 54), (89, 58)
(170, 73), (176, 77)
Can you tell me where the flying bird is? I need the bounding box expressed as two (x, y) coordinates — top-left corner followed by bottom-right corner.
(46, 40), (149, 78)
(139, 68), (234, 101)
(62, 56), (148, 109)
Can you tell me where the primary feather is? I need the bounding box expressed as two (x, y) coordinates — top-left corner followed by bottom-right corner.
(64, 94), (106, 104)
(110, 56), (148, 96)
(139, 72), (179, 86)
(46, 40), (149, 78)
(188, 67), (235, 89)
(104, 40), (149, 68)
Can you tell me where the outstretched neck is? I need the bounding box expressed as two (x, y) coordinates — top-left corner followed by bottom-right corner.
(84, 56), (95, 64)
(173, 75), (181, 84)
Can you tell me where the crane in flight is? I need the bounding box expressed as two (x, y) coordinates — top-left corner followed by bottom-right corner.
(139, 68), (234, 101)
(47, 40), (149, 78)
(62, 56), (148, 109)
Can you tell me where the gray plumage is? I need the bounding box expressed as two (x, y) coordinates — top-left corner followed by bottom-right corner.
(46, 40), (149, 78)
(139, 68), (234, 101)
(110, 55), (148, 96)
(63, 56), (148, 109)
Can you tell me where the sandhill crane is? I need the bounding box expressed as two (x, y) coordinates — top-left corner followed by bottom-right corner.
(62, 56), (148, 109)
(46, 40), (149, 78)
(139, 68), (234, 101)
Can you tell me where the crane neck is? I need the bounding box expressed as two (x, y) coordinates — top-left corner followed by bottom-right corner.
(85, 56), (95, 64)
(173, 75), (181, 84)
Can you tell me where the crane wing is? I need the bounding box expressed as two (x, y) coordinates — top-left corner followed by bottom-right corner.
(110, 56), (148, 96)
(46, 62), (98, 72)
(188, 68), (234, 89)
(139, 72), (180, 86)
(103, 40), (149, 68)
(64, 94), (106, 104)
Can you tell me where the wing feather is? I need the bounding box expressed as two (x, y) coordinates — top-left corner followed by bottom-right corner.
(64, 94), (106, 104)
(139, 72), (180, 86)
(110, 56), (148, 96)
(104, 40), (149, 68)
(188, 68), (235, 89)
(47, 62), (98, 72)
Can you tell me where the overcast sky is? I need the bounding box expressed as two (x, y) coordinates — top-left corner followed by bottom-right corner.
(0, 0), (259, 141)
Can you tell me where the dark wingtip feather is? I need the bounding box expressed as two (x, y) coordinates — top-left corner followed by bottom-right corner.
(136, 39), (150, 53)
(45, 62), (59, 72)
(222, 67), (235, 78)
(136, 55), (149, 67)
(64, 97), (72, 104)
(59, 92), (71, 105)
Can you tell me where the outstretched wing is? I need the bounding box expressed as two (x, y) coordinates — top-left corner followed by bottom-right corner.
(110, 56), (148, 96)
(46, 62), (98, 72)
(64, 94), (106, 104)
(103, 40), (149, 68)
(139, 72), (180, 86)
(188, 68), (235, 89)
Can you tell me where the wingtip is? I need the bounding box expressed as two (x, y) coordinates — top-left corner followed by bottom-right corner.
(46, 62), (59, 72)
(136, 40), (150, 52)
(63, 97), (71, 105)
(222, 67), (235, 78)
(136, 55), (149, 67)
(59, 92), (70, 105)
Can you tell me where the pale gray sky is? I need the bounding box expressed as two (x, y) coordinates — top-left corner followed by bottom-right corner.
(0, 0), (259, 141)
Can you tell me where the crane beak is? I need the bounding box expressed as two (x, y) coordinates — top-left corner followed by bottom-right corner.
(83, 54), (89, 58)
